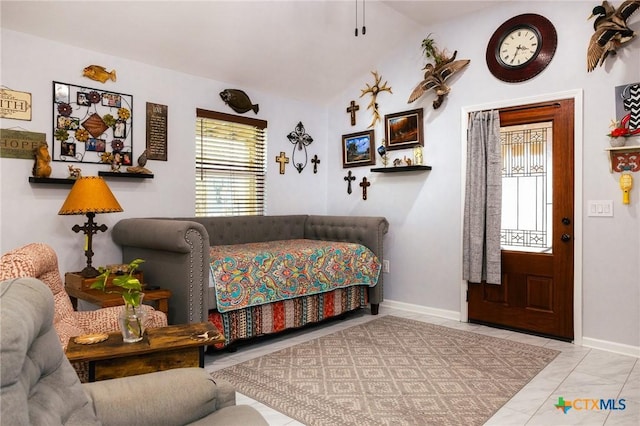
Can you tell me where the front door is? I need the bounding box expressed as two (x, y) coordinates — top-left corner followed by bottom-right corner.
(468, 98), (575, 340)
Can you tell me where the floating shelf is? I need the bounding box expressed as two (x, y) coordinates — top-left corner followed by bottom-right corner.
(604, 144), (640, 173)
(98, 171), (154, 179)
(371, 165), (432, 173)
(28, 177), (77, 185)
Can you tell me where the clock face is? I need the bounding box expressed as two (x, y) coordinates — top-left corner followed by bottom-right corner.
(486, 14), (557, 83)
(498, 26), (541, 68)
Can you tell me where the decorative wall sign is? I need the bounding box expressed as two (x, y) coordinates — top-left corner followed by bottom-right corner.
(0, 129), (45, 159)
(52, 81), (133, 164)
(616, 82), (640, 132)
(146, 102), (167, 161)
(342, 129), (375, 168)
(384, 108), (424, 151)
(287, 121), (313, 173)
(0, 88), (32, 121)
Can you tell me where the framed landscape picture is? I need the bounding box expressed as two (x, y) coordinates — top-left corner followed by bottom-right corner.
(384, 108), (424, 151)
(342, 129), (375, 168)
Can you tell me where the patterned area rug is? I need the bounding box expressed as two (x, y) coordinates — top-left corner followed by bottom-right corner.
(212, 315), (559, 426)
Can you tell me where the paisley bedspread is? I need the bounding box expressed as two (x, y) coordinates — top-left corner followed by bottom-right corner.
(210, 239), (380, 313)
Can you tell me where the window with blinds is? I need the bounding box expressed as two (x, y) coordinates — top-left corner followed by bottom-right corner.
(195, 108), (267, 217)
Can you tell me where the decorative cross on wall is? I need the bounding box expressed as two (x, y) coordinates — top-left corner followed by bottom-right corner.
(346, 100), (359, 126)
(344, 170), (356, 194)
(311, 155), (320, 174)
(275, 151), (289, 174)
(359, 176), (371, 200)
(287, 121), (314, 173)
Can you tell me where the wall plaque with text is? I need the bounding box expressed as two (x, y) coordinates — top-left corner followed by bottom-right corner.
(0, 88), (32, 121)
(146, 102), (167, 161)
(0, 129), (46, 159)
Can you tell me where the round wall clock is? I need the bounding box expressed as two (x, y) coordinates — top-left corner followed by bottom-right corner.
(486, 13), (557, 83)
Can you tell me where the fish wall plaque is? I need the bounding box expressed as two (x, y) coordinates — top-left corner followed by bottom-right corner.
(82, 65), (117, 84)
(220, 89), (259, 114)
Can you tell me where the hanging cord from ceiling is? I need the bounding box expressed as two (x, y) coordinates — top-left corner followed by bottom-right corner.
(355, 0), (366, 37)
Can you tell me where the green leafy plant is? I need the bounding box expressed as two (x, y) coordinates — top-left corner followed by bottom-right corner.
(91, 259), (146, 341)
(91, 258), (145, 306)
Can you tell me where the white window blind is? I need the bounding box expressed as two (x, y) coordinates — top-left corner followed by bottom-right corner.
(195, 108), (267, 217)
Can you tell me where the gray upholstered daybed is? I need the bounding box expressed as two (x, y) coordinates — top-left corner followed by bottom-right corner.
(112, 215), (389, 347)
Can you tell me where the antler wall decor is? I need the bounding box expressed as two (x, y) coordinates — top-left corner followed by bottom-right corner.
(360, 71), (392, 128)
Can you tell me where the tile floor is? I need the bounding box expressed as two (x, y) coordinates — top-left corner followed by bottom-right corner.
(205, 306), (639, 425)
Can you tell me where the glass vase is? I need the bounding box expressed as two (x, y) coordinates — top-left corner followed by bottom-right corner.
(119, 295), (147, 343)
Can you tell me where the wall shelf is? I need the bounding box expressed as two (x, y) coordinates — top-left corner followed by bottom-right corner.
(98, 171), (154, 179)
(371, 165), (432, 173)
(28, 177), (77, 185)
(605, 144), (640, 173)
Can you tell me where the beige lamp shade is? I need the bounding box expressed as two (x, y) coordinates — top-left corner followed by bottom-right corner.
(59, 176), (123, 215)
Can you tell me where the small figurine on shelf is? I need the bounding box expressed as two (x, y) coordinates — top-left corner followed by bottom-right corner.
(67, 165), (82, 179)
(377, 143), (389, 167)
(126, 149), (152, 174)
(414, 146), (424, 165)
(32, 143), (52, 178)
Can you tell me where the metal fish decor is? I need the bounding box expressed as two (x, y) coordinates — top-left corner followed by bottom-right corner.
(82, 65), (116, 83)
(219, 89), (259, 114)
(287, 121), (313, 173)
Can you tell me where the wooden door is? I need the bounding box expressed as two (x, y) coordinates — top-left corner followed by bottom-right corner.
(468, 99), (574, 340)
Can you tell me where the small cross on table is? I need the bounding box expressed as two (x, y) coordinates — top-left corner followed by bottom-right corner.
(346, 100), (360, 126)
(359, 177), (371, 200)
(275, 151), (289, 174)
(344, 170), (356, 194)
(311, 155), (320, 174)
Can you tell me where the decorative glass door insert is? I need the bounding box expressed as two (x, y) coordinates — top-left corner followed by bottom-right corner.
(501, 121), (553, 253)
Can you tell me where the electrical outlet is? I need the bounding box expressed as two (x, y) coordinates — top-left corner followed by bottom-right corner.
(382, 259), (390, 273)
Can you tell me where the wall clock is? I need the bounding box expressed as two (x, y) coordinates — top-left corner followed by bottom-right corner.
(486, 13), (557, 83)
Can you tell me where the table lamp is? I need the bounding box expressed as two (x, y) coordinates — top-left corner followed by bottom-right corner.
(58, 176), (123, 278)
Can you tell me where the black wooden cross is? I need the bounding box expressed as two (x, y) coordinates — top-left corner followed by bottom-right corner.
(344, 170), (356, 194)
(359, 176), (371, 200)
(311, 155), (320, 174)
(275, 151), (289, 174)
(346, 100), (360, 126)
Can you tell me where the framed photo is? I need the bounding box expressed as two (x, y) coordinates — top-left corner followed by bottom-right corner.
(384, 108), (424, 151)
(342, 129), (375, 168)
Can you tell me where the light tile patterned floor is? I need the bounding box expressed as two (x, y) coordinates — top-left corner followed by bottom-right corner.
(205, 306), (639, 425)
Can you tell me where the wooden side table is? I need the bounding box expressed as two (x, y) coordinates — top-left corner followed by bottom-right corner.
(65, 284), (172, 317)
(66, 322), (224, 382)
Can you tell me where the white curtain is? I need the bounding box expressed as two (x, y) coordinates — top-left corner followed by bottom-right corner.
(463, 110), (502, 285)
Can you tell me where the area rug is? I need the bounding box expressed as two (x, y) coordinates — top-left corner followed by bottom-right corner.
(211, 315), (559, 426)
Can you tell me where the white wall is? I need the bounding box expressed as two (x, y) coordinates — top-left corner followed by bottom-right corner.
(0, 29), (329, 275)
(1, 1), (639, 352)
(326, 2), (639, 350)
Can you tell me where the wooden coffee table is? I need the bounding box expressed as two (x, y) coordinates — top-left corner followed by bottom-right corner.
(65, 322), (224, 382)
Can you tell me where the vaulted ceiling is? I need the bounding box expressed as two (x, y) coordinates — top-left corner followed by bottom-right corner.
(1, 1), (499, 105)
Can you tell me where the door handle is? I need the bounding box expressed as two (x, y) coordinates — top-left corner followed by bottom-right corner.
(562, 217), (571, 225)
(561, 233), (571, 242)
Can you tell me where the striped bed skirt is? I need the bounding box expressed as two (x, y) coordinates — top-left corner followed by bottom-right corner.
(208, 285), (368, 347)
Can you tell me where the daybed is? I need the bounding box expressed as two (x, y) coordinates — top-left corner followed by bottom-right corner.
(112, 215), (389, 347)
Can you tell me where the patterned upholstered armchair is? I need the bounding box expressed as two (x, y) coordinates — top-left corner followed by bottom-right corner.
(0, 242), (167, 351)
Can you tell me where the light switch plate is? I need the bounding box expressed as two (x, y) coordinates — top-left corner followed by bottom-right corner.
(587, 200), (613, 217)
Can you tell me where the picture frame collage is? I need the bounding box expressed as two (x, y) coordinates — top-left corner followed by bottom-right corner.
(52, 81), (133, 165)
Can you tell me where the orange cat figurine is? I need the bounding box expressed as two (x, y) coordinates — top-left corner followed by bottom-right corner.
(32, 143), (52, 178)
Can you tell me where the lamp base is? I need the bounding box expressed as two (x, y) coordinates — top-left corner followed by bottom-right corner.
(79, 265), (100, 278)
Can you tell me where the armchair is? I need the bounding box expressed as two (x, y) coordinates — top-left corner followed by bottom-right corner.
(0, 277), (267, 425)
(0, 242), (167, 351)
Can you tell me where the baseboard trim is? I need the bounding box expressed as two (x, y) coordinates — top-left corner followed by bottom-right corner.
(381, 299), (460, 321)
(582, 337), (640, 358)
(382, 300), (640, 358)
